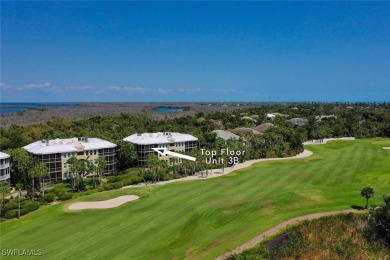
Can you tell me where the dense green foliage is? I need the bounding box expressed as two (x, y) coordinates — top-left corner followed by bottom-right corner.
(2, 198), (40, 219)
(1, 139), (389, 259)
(2, 103), (389, 189)
(369, 195), (390, 245)
(231, 213), (389, 259)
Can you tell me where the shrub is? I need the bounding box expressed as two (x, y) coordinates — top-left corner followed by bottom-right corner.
(107, 174), (142, 185)
(5, 210), (18, 219)
(172, 173), (182, 179)
(4, 201), (18, 210)
(22, 200), (40, 212)
(266, 151), (276, 158)
(107, 175), (122, 183)
(83, 178), (93, 186)
(112, 182), (123, 189)
(20, 208), (30, 216)
(51, 183), (69, 196)
(122, 176), (142, 186)
(369, 195), (390, 245)
(44, 193), (55, 203)
(58, 193), (73, 201)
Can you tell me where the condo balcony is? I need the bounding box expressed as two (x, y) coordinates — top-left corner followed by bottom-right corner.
(0, 172), (10, 181)
(0, 163), (10, 169)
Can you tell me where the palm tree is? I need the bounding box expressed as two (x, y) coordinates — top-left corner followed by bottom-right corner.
(0, 181), (10, 218)
(96, 156), (107, 186)
(85, 159), (97, 188)
(34, 162), (49, 198)
(361, 186), (374, 209)
(28, 162), (48, 199)
(147, 154), (159, 183)
(68, 157), (86, 191)
(157, 159), (168, 182)
(15, 183), (22, 219)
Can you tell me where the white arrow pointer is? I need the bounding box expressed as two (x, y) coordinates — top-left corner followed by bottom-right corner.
(152, 148), (196, 162)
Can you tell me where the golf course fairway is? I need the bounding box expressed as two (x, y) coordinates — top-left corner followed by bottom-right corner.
(1, 138), (389, 259)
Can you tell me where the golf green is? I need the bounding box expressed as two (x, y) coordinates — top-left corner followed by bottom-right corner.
(1, 138), (389, 259)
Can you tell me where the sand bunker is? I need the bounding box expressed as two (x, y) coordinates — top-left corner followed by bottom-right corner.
(67, 195), (139, 211)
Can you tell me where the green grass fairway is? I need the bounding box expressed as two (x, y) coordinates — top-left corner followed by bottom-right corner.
(1, 139), (389, 259)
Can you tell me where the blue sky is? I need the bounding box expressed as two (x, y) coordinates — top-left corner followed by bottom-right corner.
(1, 1), (389, 102)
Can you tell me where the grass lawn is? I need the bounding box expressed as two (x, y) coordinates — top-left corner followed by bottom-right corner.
(1, 138), (389, 259)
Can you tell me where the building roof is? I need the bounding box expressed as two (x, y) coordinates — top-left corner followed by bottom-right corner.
(210, 119), (223, 127)
(212, 130), (240, 141)
(266, 112), (288, 118)
(241, 116), (256, 122)
(287, 118), (308, 126)
(315, 115), (337, 121)
(229, 128), (261, 135)
(252, 123), (274, 133)
(124, 132), (198, 145)
(23, 137), (117, 155)
(0, 152), (10, 159)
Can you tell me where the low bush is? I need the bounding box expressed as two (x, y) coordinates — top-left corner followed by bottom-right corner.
(4, 201), (18, 210)
(1, 198), (41, 219)
(51, 183), (69, 196)
(22, 200), (39, 212)
(20, 208), (30, 216)
(44, 193), (55, 203)
(5, 210), (18, 219)
(58, 193), (73, 201)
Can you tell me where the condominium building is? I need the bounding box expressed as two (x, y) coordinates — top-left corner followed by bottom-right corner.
(23, 137), (116, 183)
(124, 132), (198, 166)
(0, 152), (11, 184)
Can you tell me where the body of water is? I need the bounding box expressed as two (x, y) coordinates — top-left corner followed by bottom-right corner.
(155, 107), (185, 113)
(0, 102), (78, 115)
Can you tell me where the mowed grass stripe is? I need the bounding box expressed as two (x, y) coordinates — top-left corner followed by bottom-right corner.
(323, 144), (358, 187)
(1, 139), (389, 260)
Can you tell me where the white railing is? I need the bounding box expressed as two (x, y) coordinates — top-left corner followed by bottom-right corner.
(0, 163), (9, 169)
(0, 173), (10, 181)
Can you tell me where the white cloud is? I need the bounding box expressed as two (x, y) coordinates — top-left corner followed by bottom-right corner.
(1, 82), (96, 94)
(109, 85), (203, 95)
(108, 86), (122, 90)
(62, 86), (95, 91)
(109, 86), (152, 93)
(1, 82), (238, 96)
(209, 88), (238, 93)
(0, 83), (11, 89)
(24, 82), (53, 89)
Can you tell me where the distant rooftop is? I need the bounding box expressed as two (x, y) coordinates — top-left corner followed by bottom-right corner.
(23, 137), (116, 155)
(287, 118), (308, 126)
(266, 112), (288, 118)
(253, 123), (274, 133)
(315, 115), (337, 121)
(124, 132), (198, 145)
(229, 128), (261, 135)
(0, 152), (10, 159)
(213, 130), (240, 141)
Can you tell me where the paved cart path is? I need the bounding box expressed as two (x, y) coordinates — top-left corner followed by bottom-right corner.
(303, 137), (355, 145)
(215, 209), (359, 260)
